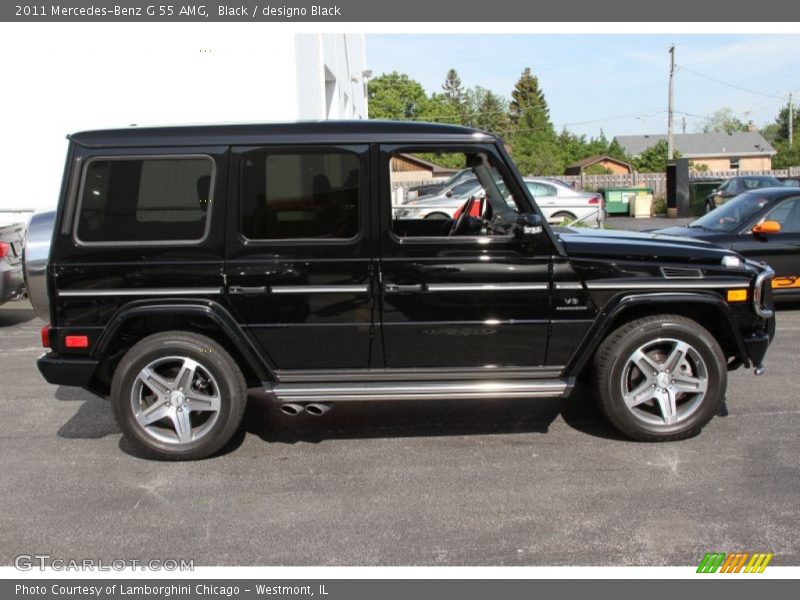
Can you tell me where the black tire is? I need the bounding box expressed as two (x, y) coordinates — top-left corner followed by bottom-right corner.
(551, 211), (577, 224)
(592, 314), (726, 442)
(111, 331), (247, 460)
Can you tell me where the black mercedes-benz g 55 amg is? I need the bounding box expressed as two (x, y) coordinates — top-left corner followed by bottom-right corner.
(30, 121), (776, 459)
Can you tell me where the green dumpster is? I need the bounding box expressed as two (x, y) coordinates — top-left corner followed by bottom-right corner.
(602, 187), (654, 216)
(689, 179), (724, 216)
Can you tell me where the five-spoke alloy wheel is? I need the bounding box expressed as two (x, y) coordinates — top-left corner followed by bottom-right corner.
(112, 332), (247, 460)
(593, 315), (726, 441)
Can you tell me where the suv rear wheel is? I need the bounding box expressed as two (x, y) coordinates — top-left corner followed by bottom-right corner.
(593, 314), (726, 441)
(111, 331), (247, 460)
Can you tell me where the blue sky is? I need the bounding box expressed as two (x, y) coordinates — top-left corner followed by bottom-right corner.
(366, 34), (800, 139)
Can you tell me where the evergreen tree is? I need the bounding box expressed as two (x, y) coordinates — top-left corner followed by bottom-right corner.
(607, 138), (629, 161)
(508, 68), (561, 175)
(773, 103), (800, 144)
(442, 69), (465, 105)
(470, 87), (511, 138)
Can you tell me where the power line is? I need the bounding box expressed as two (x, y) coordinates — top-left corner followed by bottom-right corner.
(676, 64), (787, 100)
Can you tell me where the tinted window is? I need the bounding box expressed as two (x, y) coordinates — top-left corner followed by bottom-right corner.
(241, 150), (360, 240)
(76, 157), (213, 243)
(765, 198), (800, 233)
(690, 192), (771, 232)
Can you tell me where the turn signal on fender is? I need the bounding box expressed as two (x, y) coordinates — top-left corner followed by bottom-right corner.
(727, 289), (748, 302)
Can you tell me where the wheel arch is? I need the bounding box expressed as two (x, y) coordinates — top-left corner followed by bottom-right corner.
(92, 299), (274, 393)
(565, 292), (749, 377)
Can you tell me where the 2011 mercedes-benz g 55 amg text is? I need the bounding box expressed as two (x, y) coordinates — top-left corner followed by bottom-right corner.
(29, 122), (776, 459)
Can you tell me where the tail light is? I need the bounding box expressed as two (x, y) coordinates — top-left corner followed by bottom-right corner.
(64, 335), (90, 349)
(41, 324), (51, 348)
(588, 196), (600, 205)
(0, 241), (9, 258)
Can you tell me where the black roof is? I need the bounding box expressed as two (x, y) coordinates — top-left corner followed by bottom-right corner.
(69, 120), (496, 148)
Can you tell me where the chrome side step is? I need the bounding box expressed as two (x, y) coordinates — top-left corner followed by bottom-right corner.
(270, 379), (571, 402)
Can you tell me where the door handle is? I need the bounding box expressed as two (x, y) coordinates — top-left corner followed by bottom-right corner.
(228, 285), (267, 295)
(384, 283), (424, 293)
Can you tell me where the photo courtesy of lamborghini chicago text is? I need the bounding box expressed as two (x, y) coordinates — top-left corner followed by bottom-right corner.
(0, 0), (798, 597)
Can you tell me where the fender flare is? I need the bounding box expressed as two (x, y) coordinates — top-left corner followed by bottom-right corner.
(565, 291), (750, 376)
(92, 298), (275, 383)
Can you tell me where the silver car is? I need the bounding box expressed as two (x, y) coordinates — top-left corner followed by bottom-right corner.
(524, 178), (604, 225)
(395, 178), (480, 220)
(0, 221), (26, 306)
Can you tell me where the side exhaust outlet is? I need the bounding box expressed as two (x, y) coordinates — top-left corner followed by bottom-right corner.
(305, 403), (332, 416)
(280, 403), (305, 416)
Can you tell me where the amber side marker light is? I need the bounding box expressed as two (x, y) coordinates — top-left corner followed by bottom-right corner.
(727, 289), (748, 302)
(64, 335), (90, 349)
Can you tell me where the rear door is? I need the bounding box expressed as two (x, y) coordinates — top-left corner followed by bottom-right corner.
(224, 145), (376, 371)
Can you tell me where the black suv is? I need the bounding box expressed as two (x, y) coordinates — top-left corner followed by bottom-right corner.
(30, 122), (776, 460)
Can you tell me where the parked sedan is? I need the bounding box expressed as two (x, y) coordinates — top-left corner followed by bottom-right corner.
(656, 187), (800, 301)
(395, 178), (479, 219)
(0, 221), (26, 306)
(524, 177), (604, 225)
(705, 175), (781, 213)
(405, 169), (473, 201)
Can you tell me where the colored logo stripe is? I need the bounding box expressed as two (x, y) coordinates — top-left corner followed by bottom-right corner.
(697, 553), (726, 573)
(745, 553), (773, 573)
(697, 552), (773, 573)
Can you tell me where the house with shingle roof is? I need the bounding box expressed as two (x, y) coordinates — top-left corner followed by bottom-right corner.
(565, 155), (633, 175)
(613, 131), (776, 171)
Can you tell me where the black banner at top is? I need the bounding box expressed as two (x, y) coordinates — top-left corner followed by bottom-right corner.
(4, 0), (800, 22)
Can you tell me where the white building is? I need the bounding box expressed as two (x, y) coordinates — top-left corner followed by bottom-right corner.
(0, 27), (368, 217)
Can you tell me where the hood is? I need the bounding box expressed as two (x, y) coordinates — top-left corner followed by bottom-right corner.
(556, 227), (733, 263)
(653, 225), (712, 239)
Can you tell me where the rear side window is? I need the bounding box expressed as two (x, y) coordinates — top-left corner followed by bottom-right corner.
(240, 150), (360, 240)
(76, 156), (213, 244)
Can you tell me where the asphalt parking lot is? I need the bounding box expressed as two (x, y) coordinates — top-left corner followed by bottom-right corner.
(1, 299), (798, 567)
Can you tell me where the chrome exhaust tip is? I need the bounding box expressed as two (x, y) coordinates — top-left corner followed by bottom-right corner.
(280, 403), (305, 416)
(305, 403), (332, 416)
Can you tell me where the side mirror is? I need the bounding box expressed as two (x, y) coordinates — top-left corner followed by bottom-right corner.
(752, 220), (781, 235)
(516, 213), (543, 240)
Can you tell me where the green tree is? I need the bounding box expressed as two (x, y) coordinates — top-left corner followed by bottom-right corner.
(417, 92), (462, 125)
(508, 68), (561, 175)
(699, 108), (747, 134)
(556, 129), (590, 168)
(367, 72), (429, 120)
(772, 139), (800, 169)
(772, 103), (800, 143)
(441, 69), (466, 107)
(607, 138), (629, 161)
(469, 86), (511, 138)
(633, 140), (680, 173)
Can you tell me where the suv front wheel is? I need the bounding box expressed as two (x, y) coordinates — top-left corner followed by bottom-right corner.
(111, 331), (247, 460)
(593, 315), (726, 441)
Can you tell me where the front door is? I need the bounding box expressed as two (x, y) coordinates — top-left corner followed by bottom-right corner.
(378, 144), (553, 370)
(225, 145), (376, 371)
(734, 195), (800, 293)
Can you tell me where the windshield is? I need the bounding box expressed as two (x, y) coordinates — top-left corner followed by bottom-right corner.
(690, 192), (771, 232)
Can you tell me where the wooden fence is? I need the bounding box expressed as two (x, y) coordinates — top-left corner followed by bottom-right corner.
(392, 167), (800, 202)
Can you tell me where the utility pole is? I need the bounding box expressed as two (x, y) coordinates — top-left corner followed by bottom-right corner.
(668, 45), (675, 160)
(789, 92), (794, 145)
(681, 116), (686, 134)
